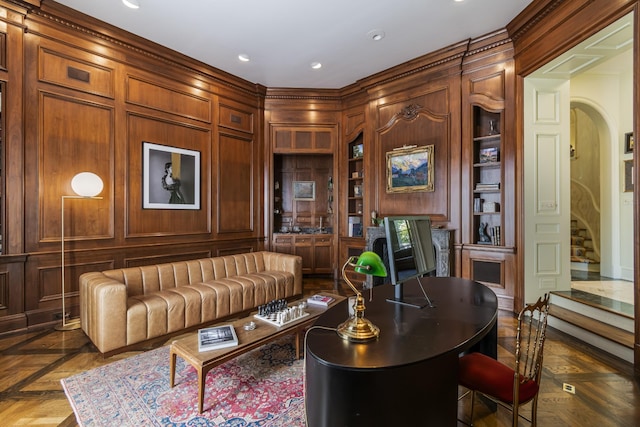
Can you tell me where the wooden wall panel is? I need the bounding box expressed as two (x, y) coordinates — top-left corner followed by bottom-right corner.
(126, 114), (211, 237)
(219, 103), (254, 134)
(126, 75), (211, 123)
(38, 93), (113, 243)
(375, 89), (452, 222)
(38, 47), (115, 98)
(218, 133), (254, 233)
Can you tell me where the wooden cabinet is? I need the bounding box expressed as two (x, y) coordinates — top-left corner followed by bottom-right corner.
(272, 234), (333, 275)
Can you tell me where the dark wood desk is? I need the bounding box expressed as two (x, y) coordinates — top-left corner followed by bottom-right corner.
(304, 277), (498, 427)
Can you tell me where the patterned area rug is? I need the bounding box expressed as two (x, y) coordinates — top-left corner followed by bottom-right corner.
(61, 337), (305, 426)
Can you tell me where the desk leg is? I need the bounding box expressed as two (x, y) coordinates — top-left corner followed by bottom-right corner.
(169, 349), (177, 388)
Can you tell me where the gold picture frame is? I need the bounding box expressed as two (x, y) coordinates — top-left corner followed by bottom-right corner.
(386, 145), (434, 193)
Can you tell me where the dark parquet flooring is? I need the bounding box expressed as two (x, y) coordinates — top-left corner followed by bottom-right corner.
(0, 276), (639, 426)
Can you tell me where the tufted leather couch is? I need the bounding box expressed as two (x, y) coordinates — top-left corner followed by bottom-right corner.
(79, 251), (302, 355)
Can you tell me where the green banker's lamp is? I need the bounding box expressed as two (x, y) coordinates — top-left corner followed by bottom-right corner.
(337, 251), (387, 342)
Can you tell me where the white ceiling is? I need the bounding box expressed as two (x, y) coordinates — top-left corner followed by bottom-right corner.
(52, 0), (534, 89)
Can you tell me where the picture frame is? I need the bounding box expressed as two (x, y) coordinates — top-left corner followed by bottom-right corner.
(293, 181), (316, 200)
(352, 143), (363, 159)
(478, 147), (499, 163)
(624, 159), (634, 192)
(386, 145), (434, 193)
(143, 142), (201, 209)
(625, 132), (634, 154)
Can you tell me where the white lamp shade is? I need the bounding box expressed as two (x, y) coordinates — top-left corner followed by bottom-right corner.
(71, 172), (104, 197)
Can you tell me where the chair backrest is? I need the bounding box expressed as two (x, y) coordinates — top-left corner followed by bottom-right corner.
(515, 293), (551, 388)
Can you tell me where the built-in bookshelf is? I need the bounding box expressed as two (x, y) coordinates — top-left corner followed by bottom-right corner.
(471, 107), (503, 246)
(347, 134), (364, 237)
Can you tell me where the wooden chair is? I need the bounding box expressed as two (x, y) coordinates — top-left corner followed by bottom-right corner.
(458, 293), (551, 426)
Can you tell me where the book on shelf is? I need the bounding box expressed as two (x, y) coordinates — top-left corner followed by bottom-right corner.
(490, 226), (501, 246)
(348, 216), (362, 237)
(475, 183), (500, 191)
(307, 294), (335, 307)
(198, 324), (238, 352)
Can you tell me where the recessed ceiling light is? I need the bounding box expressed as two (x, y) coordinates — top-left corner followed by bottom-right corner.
(122, 0), (140, 9)
(367, 29), (385, 41)
(311, 62), (322, 70)
(238, 54), (251, 62)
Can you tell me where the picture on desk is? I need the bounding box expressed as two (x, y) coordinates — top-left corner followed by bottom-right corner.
(198, 324), (238, 352)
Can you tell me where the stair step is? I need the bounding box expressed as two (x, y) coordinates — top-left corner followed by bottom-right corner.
(549, 305), (634, 349)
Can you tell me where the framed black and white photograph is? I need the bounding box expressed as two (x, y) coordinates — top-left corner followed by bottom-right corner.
(293, 181), (316, 201)
(143, 142), (200, 209)
(386, 144), (434, 193)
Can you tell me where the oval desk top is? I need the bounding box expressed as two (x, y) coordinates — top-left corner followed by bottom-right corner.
(306, 277), (498, 369)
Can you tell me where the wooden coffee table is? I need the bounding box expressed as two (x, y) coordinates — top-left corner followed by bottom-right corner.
(169, 293), (344, 413)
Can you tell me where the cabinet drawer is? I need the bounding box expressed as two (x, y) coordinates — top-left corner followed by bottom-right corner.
(315, 237), (332, 244)
(273, 236), (293, 244)
(295, 237), (312, 245)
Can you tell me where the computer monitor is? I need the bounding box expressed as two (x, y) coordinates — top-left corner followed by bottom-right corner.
(384, 215), (436, 308)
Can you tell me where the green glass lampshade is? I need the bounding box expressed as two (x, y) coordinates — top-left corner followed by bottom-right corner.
(353, 251), (387, 277)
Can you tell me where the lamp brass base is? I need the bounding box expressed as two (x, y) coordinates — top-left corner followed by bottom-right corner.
(336, 316), (380, 342)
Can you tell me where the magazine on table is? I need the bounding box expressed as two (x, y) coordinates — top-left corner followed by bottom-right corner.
(198, 324), (238, 352)
(307, 294), (335, 307)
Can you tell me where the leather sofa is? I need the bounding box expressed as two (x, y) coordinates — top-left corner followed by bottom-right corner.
(79, 251), (302, 355)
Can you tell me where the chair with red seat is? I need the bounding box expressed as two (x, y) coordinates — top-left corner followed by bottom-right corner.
(458, 293), (550, 426)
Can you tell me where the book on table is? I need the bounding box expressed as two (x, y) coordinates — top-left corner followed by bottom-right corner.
(307, 294), (335, 307)
(198, 324), (238, 352)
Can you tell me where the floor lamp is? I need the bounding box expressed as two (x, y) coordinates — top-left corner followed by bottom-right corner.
(55, 172), (104, 331)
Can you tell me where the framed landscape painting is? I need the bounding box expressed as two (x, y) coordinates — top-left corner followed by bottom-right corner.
(386, 145), (434, 193)
(293, 181), (316, 200)
(143, 142), (201, 209)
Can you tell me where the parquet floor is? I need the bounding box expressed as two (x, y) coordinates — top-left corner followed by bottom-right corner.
(0, 277), (638, 426)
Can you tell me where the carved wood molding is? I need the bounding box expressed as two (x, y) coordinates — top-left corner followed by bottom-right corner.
(377, 103), (447, 133)
(507, 0), (573, 43)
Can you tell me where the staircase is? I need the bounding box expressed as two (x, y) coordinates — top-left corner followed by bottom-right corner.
(548, 291), (633, 363)
(570, 219), (600, 272)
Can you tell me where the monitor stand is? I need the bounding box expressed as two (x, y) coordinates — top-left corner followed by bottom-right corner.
(386, 277), (435, 309)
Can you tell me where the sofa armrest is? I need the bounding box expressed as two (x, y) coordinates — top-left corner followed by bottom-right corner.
(79, 272), (128, 354)
(262, 252), (303, 296)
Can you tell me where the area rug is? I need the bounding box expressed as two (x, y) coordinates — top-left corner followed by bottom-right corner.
(61, 337), (305, 426)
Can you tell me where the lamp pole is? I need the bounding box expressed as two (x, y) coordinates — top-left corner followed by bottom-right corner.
(56, 172), (103, 331)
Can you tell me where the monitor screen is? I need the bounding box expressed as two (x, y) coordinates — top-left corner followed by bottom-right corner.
(384, 215), (436, 286)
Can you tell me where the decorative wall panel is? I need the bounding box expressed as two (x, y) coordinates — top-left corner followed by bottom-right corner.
(218, 133), (254, 233)
(126, 113), (211, 237)
(39, 93), (113, 243)
(38, 47), (115, 98)
(126, 75), (211, 123)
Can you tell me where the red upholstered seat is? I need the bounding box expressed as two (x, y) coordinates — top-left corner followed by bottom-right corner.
(459, 352), (539, 404)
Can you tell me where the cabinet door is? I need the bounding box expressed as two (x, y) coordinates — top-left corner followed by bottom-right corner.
(294, 236), (314, 274)
(313, 236), (333, 274)
(273, 235), (294, 255)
